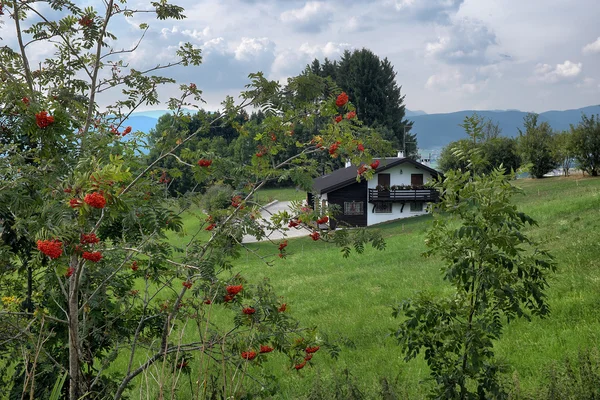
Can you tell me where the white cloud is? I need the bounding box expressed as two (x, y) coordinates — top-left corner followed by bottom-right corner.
(534, 60), (582, 83)
(180, 27), (211, 41)
(385, 0), (464, 24)
(425, 68), (488, 94)
(582, 37), (600, 55)
(202, 37), (227, 55)
(280, 2), (332, 33)
(298, 42), (352, 59)
(425, 18), (497, 64)
(234, 37), (275, 61)
(271, 41), (352, 78)
(161, 26), (180, 39)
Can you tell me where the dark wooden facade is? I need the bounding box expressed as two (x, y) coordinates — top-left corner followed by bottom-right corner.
(327, 179), (368, 229)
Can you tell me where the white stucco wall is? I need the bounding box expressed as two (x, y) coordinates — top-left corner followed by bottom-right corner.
(366, 161), (434, 226)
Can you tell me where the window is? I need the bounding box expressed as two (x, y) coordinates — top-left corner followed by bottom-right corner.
(374, 202), (392, 213)
(411, 173), (424, 186)
(410, 202), (423, 212)
(344, 201), (364, 215)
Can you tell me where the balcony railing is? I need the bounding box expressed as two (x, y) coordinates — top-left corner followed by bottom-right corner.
(368, 188), (439, 203)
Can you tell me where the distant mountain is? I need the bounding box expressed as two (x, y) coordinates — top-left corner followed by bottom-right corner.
(410, 105), (600, 149)
(121, 109), (203, 134)
(122, 106), (600, 152)
(405, 109), (427, 117)
(122, 115), (159, 134)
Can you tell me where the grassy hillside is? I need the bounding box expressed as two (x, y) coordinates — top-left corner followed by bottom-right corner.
(219, 175), (600, 398)
(114, 175), (600, 398)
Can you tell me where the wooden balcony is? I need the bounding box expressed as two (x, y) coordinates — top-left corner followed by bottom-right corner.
(368, 188), (439, 203)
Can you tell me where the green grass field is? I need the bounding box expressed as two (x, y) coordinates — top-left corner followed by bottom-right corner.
(143, 174), (600, 398)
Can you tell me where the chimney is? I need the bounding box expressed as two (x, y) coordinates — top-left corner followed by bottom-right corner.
(397, 150), (404, 158)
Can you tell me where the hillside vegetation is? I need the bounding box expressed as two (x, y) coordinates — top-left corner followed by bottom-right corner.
(206, 175), (600, 398)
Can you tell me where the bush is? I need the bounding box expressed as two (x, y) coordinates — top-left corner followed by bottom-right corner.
(201, 184), (235, 213)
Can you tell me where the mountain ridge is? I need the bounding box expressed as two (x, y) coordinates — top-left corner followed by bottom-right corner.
(409, 105), (600, 149)
(122, 105), (600, 150)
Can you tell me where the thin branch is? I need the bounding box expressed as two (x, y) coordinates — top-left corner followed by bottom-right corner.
(12, 1), (34, 92)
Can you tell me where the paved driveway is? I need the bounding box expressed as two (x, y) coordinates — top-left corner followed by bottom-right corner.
(242, 201), (312, 243)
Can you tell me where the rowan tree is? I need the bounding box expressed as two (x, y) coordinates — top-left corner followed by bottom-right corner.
(0, 1), (385, 399)
(394, 115), (556, 399)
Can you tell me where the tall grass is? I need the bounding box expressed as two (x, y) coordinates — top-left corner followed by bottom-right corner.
(92, 175), (600, 398)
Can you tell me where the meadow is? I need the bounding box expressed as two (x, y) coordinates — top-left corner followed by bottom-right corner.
(162, 175), (600, 398)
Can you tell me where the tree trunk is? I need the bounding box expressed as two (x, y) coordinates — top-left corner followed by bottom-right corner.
(68, 257), (81, 400)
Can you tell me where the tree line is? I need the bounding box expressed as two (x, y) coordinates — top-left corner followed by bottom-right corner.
(438, 112), (600, 178)
(148, 48), (416, 196)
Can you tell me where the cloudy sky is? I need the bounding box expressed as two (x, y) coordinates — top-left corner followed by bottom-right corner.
(3, 0), (600, 114)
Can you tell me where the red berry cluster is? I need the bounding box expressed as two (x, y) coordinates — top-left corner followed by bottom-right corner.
(336, 92), (349, 108)
(37, 239), (63, 259)
(84, 192), (106, 209)
(242, 307), (255, 315)
(231, 195), (243, 208)
(288, 219), (299, 228)
(78, 16), (93, 27)
(357, 143), (364, 152)
(197, 158), (212, 167)
(260, 345), (274, 353)
(82, 251), (102, 262)
(255, 145), (268, 158)
(109, 125), (131, 136)
(309, 231), (320, 241)
(346, 111), (356, 119)
(224, 284), (243, 302)
(334, 115), (343, 123)
(277, 240), (288, 258)
(131, 261), (139, 271)
(205, 223), (216, 231)
(316, 216), (329, 225)
(370, 160), (380, 170)
(65, 267), (75, 278)
(22, 97), (30, 106)
(159, 171), (170, 184)
(295, 346), (320, 370)
(241, 351), (257, 361)
(278, 303), (287, 312)
(182, 281), (192, 289)
(70, 198), (82, 208)
(80, 233), (100, 244)
(35, 111), (55, 129)
(328, 141), (341, 156)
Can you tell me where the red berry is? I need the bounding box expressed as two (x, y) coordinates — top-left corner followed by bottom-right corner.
(241, 351), (257, 360)
(82, 251), (102, 262)
(260, 345), (274, 353)
(336, 92), (349, 107)
(37, 239), (63, 259)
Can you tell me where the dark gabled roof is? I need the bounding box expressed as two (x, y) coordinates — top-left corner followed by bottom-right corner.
(312, 158), (440, 195)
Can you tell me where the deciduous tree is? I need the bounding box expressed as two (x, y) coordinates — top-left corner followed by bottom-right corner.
(395, 115), (555, 399)
(518, 113), (557, 178)
(0, 2), (386, 399)
(571, 114), (600, 176)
